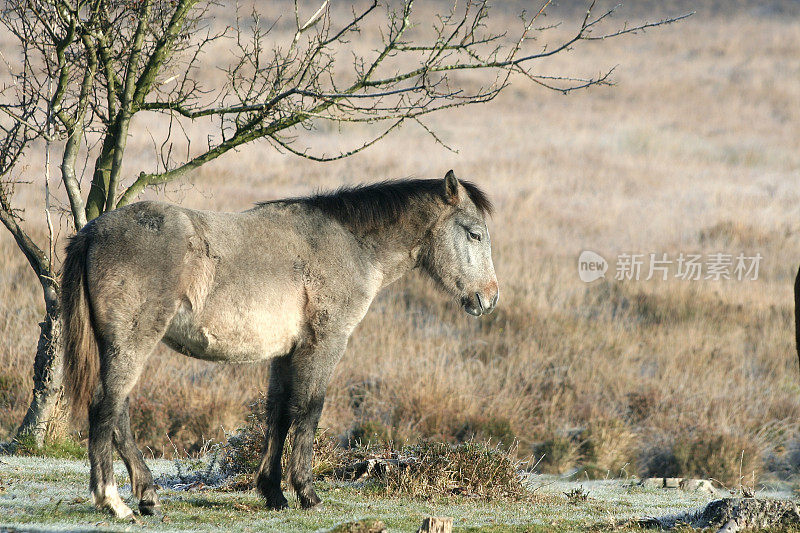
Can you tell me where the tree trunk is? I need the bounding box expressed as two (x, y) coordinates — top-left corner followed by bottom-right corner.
(15, 285), (65, 447)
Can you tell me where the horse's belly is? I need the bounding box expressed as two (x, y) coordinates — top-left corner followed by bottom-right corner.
(163, 302), (304, 363)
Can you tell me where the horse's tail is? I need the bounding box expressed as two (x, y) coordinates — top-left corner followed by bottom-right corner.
(795, 264), (800, 374)
(62, 229), (100, 416)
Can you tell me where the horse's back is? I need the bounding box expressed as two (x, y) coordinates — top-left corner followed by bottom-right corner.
(82, 201), (307, 362)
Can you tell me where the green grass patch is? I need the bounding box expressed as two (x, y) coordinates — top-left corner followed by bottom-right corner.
(12, 433), (87, 459)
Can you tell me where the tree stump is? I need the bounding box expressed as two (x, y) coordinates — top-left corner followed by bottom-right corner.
(417, 517), (453, 533)
(327, 518), (387, 533)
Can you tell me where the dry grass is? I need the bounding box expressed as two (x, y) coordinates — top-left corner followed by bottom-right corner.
(217, 397), (526, 501)
(1, 2), (799, 487)
(358, 439), (527, 501)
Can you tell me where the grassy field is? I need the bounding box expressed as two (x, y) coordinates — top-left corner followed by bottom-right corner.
(1, 0), (800, 513)
(0, 454), (736, 532)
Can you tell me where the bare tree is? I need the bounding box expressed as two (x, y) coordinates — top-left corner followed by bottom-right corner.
(0, 0), (691, 446)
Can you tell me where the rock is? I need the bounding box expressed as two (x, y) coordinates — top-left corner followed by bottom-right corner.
(640, 477), (715, 494)
(679, 478), (715, 494)
(696, 498), (800, 532)
(643, 498), (800, 532)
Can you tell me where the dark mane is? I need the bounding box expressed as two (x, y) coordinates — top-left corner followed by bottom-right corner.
(256, 178), (493, 233)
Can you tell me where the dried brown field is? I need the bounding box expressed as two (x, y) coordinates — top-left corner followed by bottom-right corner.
(2, 2), (799, 485)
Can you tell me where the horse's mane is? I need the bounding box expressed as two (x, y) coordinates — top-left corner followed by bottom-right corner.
(256, 178), (493, 233)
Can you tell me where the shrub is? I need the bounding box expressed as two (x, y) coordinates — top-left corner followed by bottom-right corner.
(453, 415), (516, 447)
(128, 388), (241, 457)
(219, 404), (526, 502)
(532, 420), (636, 479)
(533, 434), (581, 475)
(218, 395), (347, 484)
(374, 439), (527, 500)
(347, 420), (393, 447)
(218, 414), (264, 479)
(626, 389), (661, 423)
(639, 430), (762, 487)
(579, 419), (637, 478)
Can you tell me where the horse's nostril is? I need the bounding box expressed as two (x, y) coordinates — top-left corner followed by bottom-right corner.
(491, 292), (499, 308)
(475, 292), (485, 311)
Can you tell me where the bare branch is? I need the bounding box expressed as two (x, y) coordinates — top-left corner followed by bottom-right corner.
(2, 0), (693, 227)
(269, 118), (406, 162)
(0, 105), (57, 142)
(0, 186), (54, 289)
(105, 0), (153, 213)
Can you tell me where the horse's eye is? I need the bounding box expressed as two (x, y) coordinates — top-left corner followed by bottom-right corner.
(468, 230), (481, 242)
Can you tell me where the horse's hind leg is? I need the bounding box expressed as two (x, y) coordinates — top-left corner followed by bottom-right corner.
(89, 380), (134, 518)
(114, 398), (160, 515)
(255, 354), (292, 509)
(89, 344), (154, 519)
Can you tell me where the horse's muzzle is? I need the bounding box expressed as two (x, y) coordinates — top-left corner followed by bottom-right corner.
(463, 288), (499, 316)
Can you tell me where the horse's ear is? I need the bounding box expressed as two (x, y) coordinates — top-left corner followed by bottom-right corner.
(443, 169), (459, 205)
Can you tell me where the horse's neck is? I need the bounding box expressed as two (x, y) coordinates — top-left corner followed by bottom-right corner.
(372, 245), (418, 289)
(362, 203), (439, 289)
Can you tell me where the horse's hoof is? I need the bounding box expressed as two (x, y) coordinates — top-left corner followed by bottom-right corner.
(139, 502), (162, 518)
(96, 498), (134, 520)
(264, 492), (289, 510)
(298, 490), (322, 510)
(257, 475), (288, 510)
(104, 503), (134, 520)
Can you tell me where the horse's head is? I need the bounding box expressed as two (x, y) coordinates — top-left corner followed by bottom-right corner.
(421, 170), (499, 317)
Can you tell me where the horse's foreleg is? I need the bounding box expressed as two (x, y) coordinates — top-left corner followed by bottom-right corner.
(255, 354), (292, 509)
(288, 392), (326, 508)
(113, 398), (160, 516)
(287, 337), (347, 509)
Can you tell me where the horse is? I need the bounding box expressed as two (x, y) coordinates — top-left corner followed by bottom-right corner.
(61, 170), (499, 518)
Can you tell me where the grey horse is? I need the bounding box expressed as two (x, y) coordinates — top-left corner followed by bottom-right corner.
(62, 170), (498, 518)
